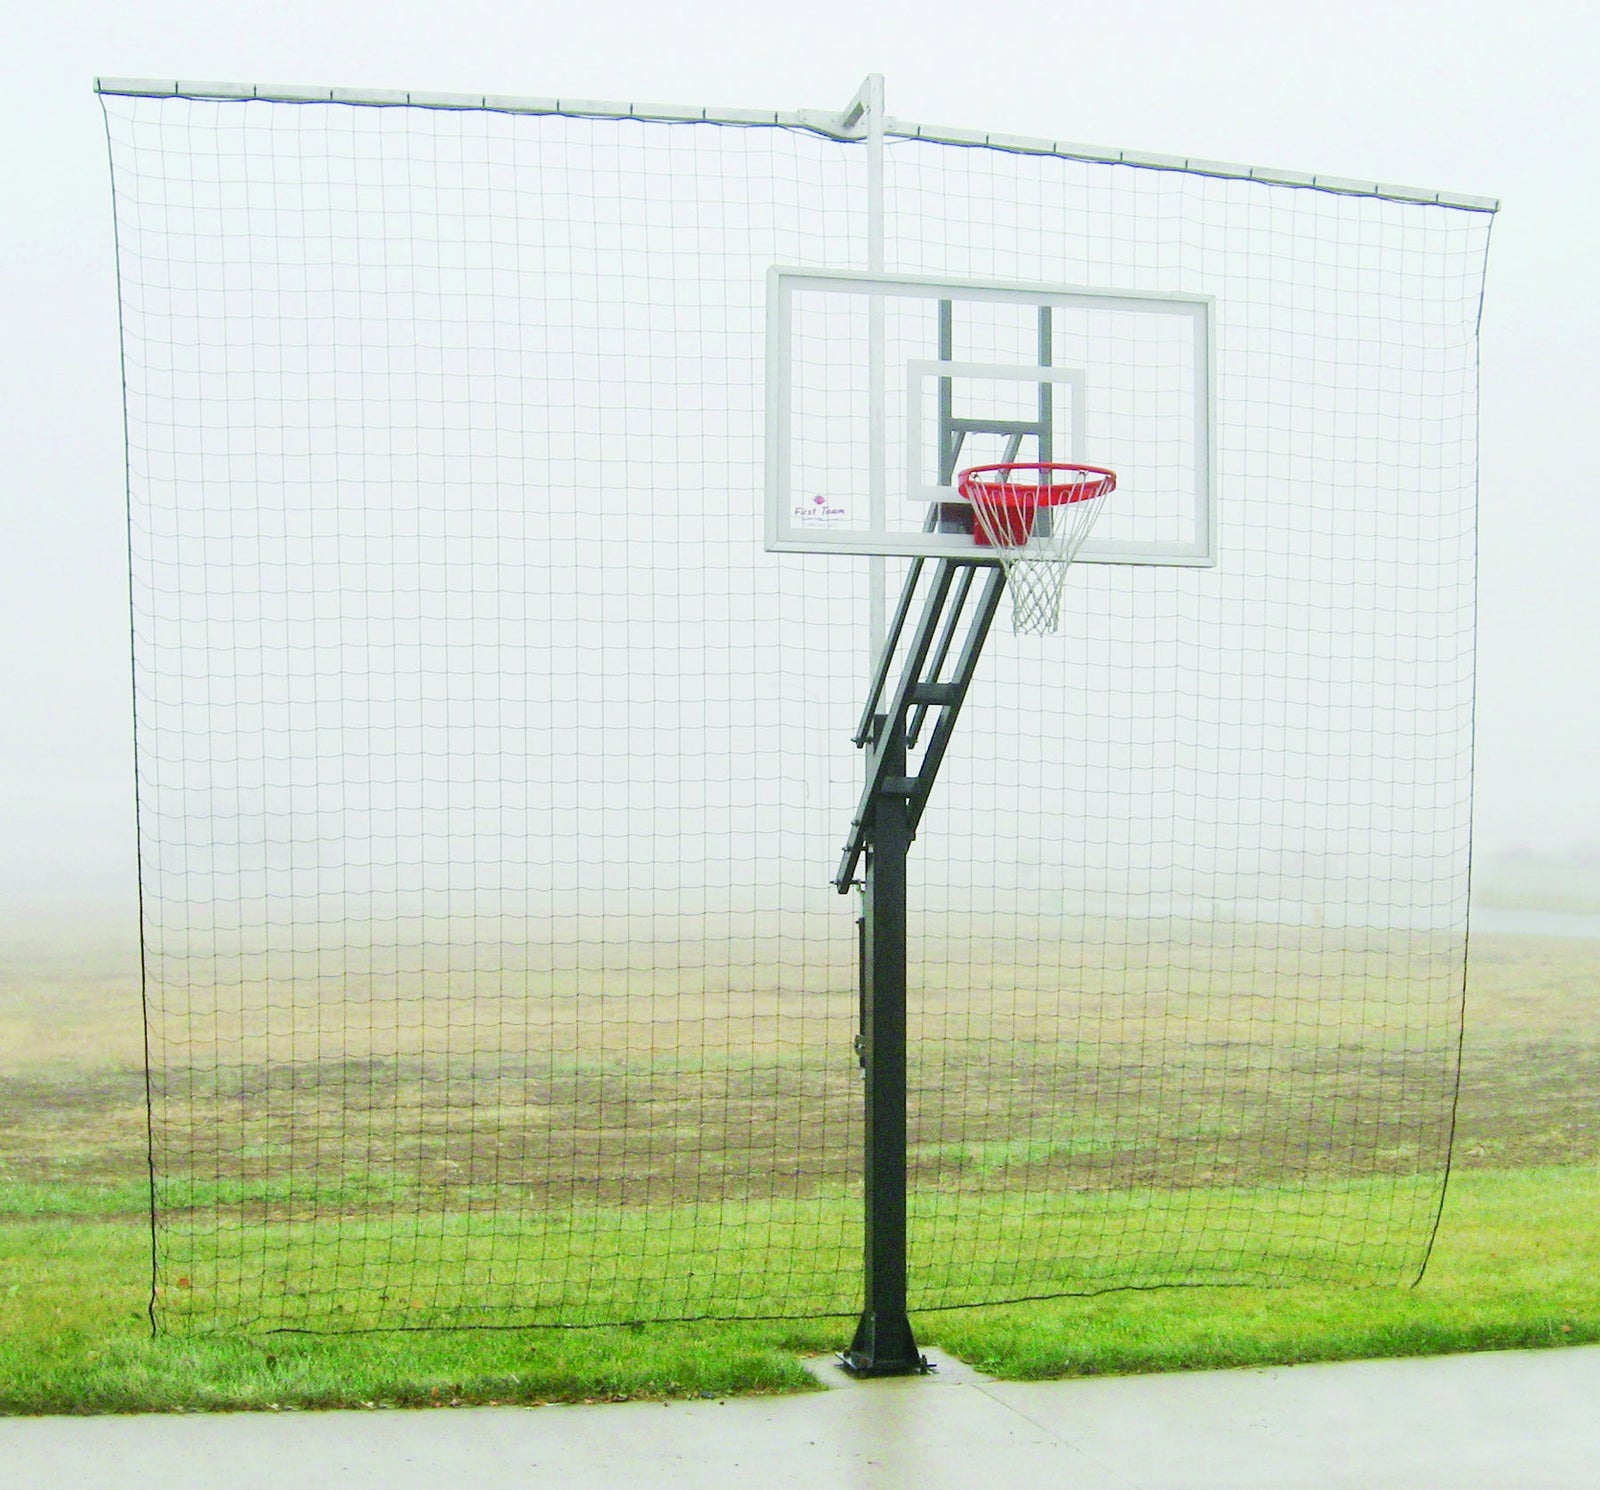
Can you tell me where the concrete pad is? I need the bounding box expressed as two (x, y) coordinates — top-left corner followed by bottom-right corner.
(989, 1344), (1600, 1490)
(0, 1376), (1129, 1490)
(800, 1344), (996, 1388)
(4, 1345), (1598, 1490)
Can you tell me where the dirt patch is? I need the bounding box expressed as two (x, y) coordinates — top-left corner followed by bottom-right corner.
(3, 928), (1595, 1210)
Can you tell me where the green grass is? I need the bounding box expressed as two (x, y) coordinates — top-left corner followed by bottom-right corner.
(931, 1165), (1600, 1377)
(3, 1165), (1597, 1414)
(0, 1210), (834, 1413)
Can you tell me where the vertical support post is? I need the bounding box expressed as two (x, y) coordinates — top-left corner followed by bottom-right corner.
(938, 299), (955, 482)
(934, 299), (967, 537)
(863, 73), (888, 666)
(843, 711), (926, 1376)
(1037, 304), (1054, 463)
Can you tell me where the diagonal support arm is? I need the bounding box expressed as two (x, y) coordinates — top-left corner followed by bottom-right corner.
(834, 557), (1005, 893)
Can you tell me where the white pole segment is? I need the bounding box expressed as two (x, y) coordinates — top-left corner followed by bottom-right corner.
(862, 74), (888, 667)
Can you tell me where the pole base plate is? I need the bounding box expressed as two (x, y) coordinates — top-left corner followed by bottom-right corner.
(839, 1310), (929, 1377)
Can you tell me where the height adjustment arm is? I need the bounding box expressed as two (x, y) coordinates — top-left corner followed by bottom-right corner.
(834, 557), (1005, 891)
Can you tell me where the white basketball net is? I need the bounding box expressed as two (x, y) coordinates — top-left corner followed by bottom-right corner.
(958, 465), (1116, 635)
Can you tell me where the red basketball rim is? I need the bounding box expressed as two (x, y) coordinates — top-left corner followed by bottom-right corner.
(957, 462), (1117, 507)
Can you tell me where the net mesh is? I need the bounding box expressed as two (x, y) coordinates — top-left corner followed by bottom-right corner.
(959, 465), (1115, 634)
(100, 91), (1491, 1332)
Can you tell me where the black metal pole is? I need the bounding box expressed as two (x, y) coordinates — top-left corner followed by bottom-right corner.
(842, 711), (926, 1376)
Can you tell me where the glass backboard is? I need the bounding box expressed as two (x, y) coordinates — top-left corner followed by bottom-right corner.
(765, 268), (1215, 564)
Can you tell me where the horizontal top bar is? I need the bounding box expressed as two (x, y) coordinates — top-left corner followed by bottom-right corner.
(93, 77), (851, 134)
(94, 77), (1500, 214)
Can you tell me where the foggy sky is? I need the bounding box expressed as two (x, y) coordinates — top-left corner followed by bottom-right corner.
(3, 0), (1597, 908)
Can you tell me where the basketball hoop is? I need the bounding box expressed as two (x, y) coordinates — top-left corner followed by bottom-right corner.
(956, 463), (1116, 635)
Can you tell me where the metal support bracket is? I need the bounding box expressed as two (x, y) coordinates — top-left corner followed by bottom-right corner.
(835, 558), (1006, 893)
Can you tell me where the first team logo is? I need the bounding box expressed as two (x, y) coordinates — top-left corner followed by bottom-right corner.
(796, 493), (847, 526)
